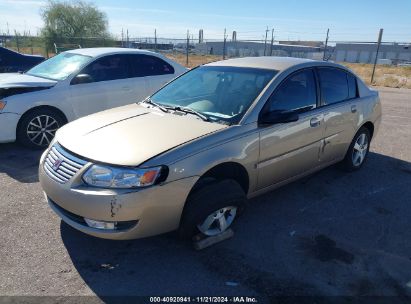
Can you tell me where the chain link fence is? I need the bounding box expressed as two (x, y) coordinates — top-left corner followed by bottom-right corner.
(1, 34), (411, 88)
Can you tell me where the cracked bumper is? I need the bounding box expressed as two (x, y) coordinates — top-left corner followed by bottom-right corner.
(0, 112), (20, 143)
(39, 150), (198, 240)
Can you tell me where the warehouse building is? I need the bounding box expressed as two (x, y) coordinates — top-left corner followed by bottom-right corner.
(195, 41), (323, 59)
(334, 42), (411, 64)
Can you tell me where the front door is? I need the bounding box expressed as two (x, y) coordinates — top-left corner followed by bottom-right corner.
(257, 68), (324, 190)
(69, 54), (143, 119)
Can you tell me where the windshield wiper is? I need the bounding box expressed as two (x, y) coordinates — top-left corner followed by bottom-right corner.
(141, 97), (169, 113)
(171, 106), (209, 122)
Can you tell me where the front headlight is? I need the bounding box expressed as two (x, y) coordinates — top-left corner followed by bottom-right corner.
(0, 100), (6, 111)
(82, 165), (167, 189)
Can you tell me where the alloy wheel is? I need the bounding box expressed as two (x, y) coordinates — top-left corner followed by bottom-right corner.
(352, 133), (368, 167)
(197, 206), (237, 236)
(26, 115), (59, 147)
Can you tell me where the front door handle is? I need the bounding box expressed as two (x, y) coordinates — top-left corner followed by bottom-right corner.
(122, 86), (131, 91)
(351, 105), (357, 113)
(310, 117), (321, 127)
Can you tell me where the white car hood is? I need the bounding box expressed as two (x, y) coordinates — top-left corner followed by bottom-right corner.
(0, 73), (57, 88)
(56, 103), (227, 166)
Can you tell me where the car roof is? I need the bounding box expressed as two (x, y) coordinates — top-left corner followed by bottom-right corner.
(65, 47), (158, 58)
(205, 56), (316, 71)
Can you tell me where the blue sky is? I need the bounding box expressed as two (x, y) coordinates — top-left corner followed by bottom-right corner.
(1, 0), (410, 42)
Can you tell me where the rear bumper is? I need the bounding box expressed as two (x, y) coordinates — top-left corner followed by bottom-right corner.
(0, 112), (20, 143)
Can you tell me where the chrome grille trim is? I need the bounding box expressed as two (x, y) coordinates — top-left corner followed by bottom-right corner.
(43, 144), (87, 184)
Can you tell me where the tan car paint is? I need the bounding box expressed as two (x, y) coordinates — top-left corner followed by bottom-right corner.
(40, 57), (382, 240)
(56, 103), (226, 166)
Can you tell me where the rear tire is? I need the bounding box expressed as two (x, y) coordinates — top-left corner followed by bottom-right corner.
(341, 127), (371, 171)
(179, 179), (247, 240)
(17, 108), (66, 149)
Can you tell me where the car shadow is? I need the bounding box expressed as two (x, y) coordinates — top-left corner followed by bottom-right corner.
(60, 152), (411, 299)
(0, 143), (44, 183)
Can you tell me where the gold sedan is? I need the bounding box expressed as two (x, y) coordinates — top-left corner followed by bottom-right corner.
(39, 57), (381, 240)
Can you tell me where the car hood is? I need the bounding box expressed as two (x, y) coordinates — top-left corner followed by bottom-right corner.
(0, 73), (57, 88)
(56, 104), (227, 166)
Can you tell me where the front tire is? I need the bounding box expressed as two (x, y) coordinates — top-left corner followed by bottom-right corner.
(179, 179), (246, 240)
(341, 127), (371, 171)
(17, 108), (65, 149)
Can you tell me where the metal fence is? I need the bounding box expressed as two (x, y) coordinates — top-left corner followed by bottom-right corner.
(1, 33), (411, 87)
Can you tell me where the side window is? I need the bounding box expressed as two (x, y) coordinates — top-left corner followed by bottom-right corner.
(347, 73), (358, 99)
(268, 69), (317, 113)
(318, 68), (350, 105)
(79, 55), (129, 83)
(131, 55), (174, 77)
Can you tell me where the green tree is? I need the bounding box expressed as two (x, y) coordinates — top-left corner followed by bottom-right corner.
(41, 0), (112, 50)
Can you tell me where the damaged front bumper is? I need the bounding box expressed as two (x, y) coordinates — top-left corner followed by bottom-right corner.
(39, 149), (199, 240)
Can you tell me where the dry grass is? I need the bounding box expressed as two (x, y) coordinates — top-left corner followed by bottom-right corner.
(164, 53), (223, 68)
(339, 63), (411, 89)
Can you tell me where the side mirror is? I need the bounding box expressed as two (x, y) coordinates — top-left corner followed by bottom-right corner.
(71, 74), (93, 85)
(259, 110), (299, 126)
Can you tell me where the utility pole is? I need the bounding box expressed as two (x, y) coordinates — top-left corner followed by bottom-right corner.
(14, 30), (19, 52)
(232, 30), (237, 42)
(121, 28), (124, 47)
(371, 28), (384, 84)
(154, 29), (157, 52)
(126, 29), (129, 48)
(323, 28), (329, 61)
(199, 29), (204, 43)
(186, 30), (189, 66)
(223, 28), (227, 59)
(270, 28), (274, 56)
(264, 26), (269, 56)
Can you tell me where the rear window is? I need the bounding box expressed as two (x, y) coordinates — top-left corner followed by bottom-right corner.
(318, 68), (351, 105)
(129, 54), (174, 77)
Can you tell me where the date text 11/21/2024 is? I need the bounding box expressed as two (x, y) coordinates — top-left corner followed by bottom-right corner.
(149, 296), (258, 303)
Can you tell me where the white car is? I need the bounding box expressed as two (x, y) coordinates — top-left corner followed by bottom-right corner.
(0, 48), (187, 148)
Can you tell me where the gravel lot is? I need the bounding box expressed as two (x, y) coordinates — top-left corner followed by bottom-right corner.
(1, 87), (411, 301)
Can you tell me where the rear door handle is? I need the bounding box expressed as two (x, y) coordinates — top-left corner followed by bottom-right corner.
(310, 117), (321, 127)
(351, 105), (357, 113)
(122, 86), (131, 91)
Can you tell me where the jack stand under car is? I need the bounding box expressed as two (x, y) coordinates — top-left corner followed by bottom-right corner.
(192, 228), (234, 250)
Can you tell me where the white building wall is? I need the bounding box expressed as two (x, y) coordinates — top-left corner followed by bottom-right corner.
(398, 52), (411, 61)
(346, 51), (358, 62)
(359, 51), (370, 63)
(336, 50), (346, 62)
(386, 51), (397, 59)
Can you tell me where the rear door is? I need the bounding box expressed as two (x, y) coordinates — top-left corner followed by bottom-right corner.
(257, 68), (325, 189)
(316, 67), (358, 163)
(137, 54), (177, 95)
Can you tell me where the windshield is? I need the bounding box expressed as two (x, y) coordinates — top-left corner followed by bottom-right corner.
(150, 66), (277, 124)
(26, 52), (91, 81)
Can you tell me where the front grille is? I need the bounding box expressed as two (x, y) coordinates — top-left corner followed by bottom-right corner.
(43, 144), (87, 183)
